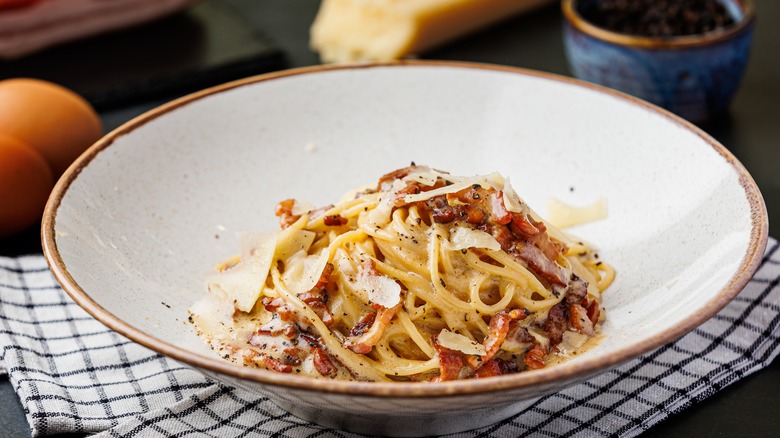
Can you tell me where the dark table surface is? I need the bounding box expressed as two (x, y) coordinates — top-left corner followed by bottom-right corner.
(2, 0), (780, 436)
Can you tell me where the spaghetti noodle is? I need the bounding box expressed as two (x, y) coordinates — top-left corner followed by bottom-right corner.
(190, 165), (614, 381)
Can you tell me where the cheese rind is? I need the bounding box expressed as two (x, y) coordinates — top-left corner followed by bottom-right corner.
(310, 0), (554, 63)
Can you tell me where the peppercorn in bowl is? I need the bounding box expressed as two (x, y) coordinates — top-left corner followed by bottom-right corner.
(563, 0), (755, 122)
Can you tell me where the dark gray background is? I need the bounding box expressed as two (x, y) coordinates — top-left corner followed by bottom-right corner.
(1, 0), (779, 436)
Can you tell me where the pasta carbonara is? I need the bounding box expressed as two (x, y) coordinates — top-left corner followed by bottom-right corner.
(189, 165), (614, 382)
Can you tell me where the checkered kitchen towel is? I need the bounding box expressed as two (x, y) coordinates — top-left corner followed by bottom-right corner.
(2, 240), (780, 437)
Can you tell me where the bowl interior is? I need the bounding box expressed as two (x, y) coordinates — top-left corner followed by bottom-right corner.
(45, 63), (765, 395)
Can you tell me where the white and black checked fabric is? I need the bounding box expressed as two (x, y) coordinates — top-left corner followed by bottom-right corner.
(2, 239), (780, 437)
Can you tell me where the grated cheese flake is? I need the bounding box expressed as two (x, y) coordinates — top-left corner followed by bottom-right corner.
(206, 232), (276, 313)
(366, 179), (405, 227)
(502, 178), (526, 214)
(358, 268), (401, 308)
(547, 197), (607, 229)
(291, 199), (317, 216)
(446, 227), (501, 251)
(558, 330), (589, 357)
(403, 165), (443, 186)
(437, 329), (486, 355)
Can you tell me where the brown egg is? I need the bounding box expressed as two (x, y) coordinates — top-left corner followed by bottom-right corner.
(0, 135), (54, 237)
(0, 78), (102, 178)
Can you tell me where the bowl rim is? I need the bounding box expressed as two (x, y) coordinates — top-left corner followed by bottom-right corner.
(562, 0), (756, 50)
(41, 60), (768, 398)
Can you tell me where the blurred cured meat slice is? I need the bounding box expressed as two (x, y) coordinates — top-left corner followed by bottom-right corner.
(0, 0), (198, 59)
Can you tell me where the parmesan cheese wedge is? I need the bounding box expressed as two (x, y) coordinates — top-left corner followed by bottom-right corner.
(310, 0), (555, 63)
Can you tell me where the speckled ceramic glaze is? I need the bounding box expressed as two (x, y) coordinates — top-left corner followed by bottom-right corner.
(42, 62), (767, 437)
(563, 0), (755, 122)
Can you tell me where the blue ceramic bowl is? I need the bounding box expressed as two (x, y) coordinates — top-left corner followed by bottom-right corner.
(562, 0), (755, 122)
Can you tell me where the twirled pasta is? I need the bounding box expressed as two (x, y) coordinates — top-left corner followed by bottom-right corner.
(190, 165), (614, 381)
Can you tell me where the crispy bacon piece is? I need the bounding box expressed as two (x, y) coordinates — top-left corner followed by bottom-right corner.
(498, 212), (566, 285)
(308, 302), (334, 326)
(468, 312), (511, 368)
(298, 331), (319, 347)
(262, 355), (293, 373)
(282, 324), (298, 338)
(438, 350), (464, 381)
(524, 343), (547, 370)
(262, 297), (296, 322)
(462, 204), (487, 224)
(261, 296), (283, 311)
(568, 304), (595, 336)
(467, 310), (528, 369)
(298, 263), (335, 326)
(323, 215), (348, 226)
(344, 304), (399, 354)
(510, 213), (541, 236)
(528, 230), (562, 264)
(241, 349), (293, 373)
(475, 358), (517, 378)
(565, 274), (589, 304)
(312, 346), (337, 377)
(443, 185), (492, 225)
(423, 185), (493, 226)
(491, 222), (515, 251)
(490, 192), (512, 225)
(515, 242), (567, 286)
(543, 303), (567, 346)
(475, 359), (503, 378)
(586, 300), (601, 326)
(313, 263), (334, 291)
(506, 324), (534, 345)
(251, 322), (297, 340)
(426, 195), (457, 223)
(446, 185), (480, 203)
(393, 181), (424, 206)
(348, 312), (377, 338)
(274, 199), (301, 229)
(433, 340), (464, 382)
(282, 347), (304, 366)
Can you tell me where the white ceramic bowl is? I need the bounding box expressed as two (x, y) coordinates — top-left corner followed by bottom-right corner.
(43, 62), (767, 436)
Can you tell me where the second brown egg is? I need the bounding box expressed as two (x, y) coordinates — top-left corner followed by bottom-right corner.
(0, 78), (102, 178)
